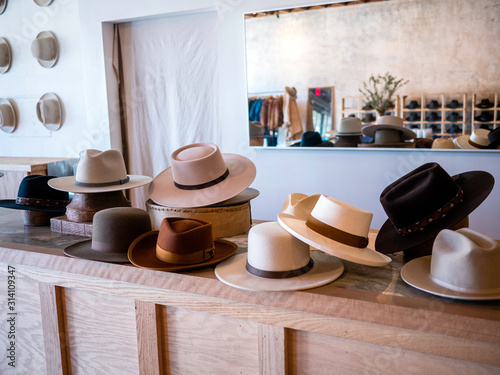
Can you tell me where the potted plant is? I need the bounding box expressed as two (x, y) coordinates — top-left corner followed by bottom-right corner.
(359, 72), (409, 116)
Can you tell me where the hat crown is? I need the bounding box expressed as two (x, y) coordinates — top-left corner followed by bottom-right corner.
(247, 222), (310, 273)
(374, 129), (401, 144)
(31, 35), (56, 61)
(170, 143), (227, 186)
(380, 163), (462, 232)
(470, 129), (490, 147)
(75, 149), (129, 185)
(301, 131), (322, 146)
(431, 228), (500, 293)
(338, 117), (362, 134)
(376, 115), (403, 127)
(37, 98), (60, 125)
(91, 208), (152, 253)
(0, 42), (9, 67)
(17, 174), (69, 202)
(310, 195), (372, 238)
(432, 138), (455, 149)
(0, 103), (14, 127)
(280, 193), (321, 220)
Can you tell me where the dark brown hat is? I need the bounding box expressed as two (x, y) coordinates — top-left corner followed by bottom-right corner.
(375, 163), (494, 254)
(128, 217), (237, 271)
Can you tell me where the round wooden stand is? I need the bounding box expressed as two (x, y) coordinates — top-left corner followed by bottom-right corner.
(22, 210), (60, 226)
(65, 191), (131, 223)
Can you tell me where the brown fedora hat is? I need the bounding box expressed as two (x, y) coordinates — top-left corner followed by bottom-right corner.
(128, 217), (237, 271)
(375, 163), (494, 254)
(64, 207), (152, 263)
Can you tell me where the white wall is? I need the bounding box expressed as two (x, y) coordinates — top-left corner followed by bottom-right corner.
(1, 0), (499, 238)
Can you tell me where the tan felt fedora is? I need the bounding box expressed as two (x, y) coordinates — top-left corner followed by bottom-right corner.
(0, 98), (17, 133)
(278, 193), (391, 267)
(215, 222), (344, 291)
(401, 228), (500, 300)
(64, 207), (152, 263)
(48, 149), (152, 193)
(128, 217), (237, 271)
(149, 143), (256, 208)
(31, 31), (58, 68)
(36, 92), (62, 131)
(0, 37), (11, 73)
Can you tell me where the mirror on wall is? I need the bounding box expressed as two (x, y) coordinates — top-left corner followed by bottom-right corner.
(244, 0), (500, 150)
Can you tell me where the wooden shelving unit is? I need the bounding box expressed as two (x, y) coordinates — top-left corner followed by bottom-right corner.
(341, 96), (399, 126)
(400, 93), (467, 137)
(471, 93), (499, 132)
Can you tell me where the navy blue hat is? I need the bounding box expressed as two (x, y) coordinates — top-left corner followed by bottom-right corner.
(426, 100), (441, 109)
(446, 112), (463, 122)
(446, 99), (462, 109)
(406, 100), (420, 109)
(0, 175), (70, 212)
(406, 112), (421, 122)
(299, 131), (333, 147)
(426, 112), (441, 122)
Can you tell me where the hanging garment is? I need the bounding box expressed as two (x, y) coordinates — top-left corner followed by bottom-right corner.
(283, 87), (303, 140)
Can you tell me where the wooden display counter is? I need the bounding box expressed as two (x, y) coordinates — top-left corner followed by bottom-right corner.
(0, 207), (499, 374)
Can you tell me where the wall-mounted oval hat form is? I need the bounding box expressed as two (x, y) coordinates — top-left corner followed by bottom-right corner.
(36, 92), (62, 131)
(34, 0), (53, 7)
(0, 0), (8, 15)
(0, 37), (11, 73)
(0, 98), (17, 133)
(31, 31), (58, 68)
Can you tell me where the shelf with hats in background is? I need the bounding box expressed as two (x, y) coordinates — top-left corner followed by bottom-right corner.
(400, 93), (467, 138)
(341, 96), (399, 127)
(471, 93), (499, 133)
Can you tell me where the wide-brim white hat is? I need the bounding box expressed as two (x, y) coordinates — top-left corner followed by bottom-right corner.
(31, 31), (58, 68)
(401, 228), (500, 300)
(215, 222), (344, 291)
(49, 149), (152, 193)
(455, 129), (490, 149)
(362, 115), (416, 140)
(0, 37), (11, 73)
(149, 143), (256, 208)
(278, 193), (391, 267)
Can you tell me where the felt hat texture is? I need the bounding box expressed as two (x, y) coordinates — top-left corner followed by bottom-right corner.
(215, 221), (344, 291)
(337, 117), (362, 136)
(446, 99), (462, 109)
(362, 115), (416, 141)
(406, 100), (419, 109)
(36, 92), (63, 131)
(64, 207), (152, 263)
(0, 98), (16, 133)
(0, 37), (11, 73)
(49, 149), (152, 193)
(375, 162), (494, 254)
(487, 127), (500, 149)
(128, 217), (237, 271)
(31, 31), (58, 68)
(0, 174), (70, 212)
(334, 135), (361, 148)
(426, 100), (441, 109)
(0, 0), (7, 15)
(149, 143), (256, 208)
(401, 228), (500, 300)
(476, 98), (494, 109)
(278, 193), (391, 267)
(455, 129), (491, 149)
(298, 131), (333, 147)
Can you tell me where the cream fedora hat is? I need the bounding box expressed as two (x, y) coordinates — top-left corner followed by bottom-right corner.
(337, 117), (362, 136)
(455, 129), (490, 149)
(149, 143), (256, 208)
(0, 98), (17, 134)
(36, 92), (62, 131)
(49, 149), (152, 193)
(432, 138), (456, 149)
(0, 37), (11, 74)
(401, 228), (500, 300)
(31, 31), (58, 68)
(278, 194), (391, 267)
(362, 115), (416, 140)
(215, 222), (344, 291)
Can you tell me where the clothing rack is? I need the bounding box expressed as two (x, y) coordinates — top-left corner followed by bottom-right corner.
(248, 91), (283, 98)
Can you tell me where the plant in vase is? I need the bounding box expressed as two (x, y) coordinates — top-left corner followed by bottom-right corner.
(359, 72), (409, 117)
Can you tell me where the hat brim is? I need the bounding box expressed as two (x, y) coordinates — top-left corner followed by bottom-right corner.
(375, 171), (495, 254)
(149, 153), (256, 208)
(401, 256), (500, 300)
(35, 31), (58, 68)
(362, 124), (416, 140)
(205, 187), (259, 207)
(0, 199), (67, 213)
(64, 240), (130, 263)
(336, 132), (362, 136)
(277, 213), (392, 267)
(48, 175), (152, 193)
(34, 0), (54, 6)
(358, 142), (415, 148)
(214, 251), (344, 292)
(455, 135), (484, 149)
(0, 38), (11, 73)
(127, 231), (238, 271)
(37, 92), (62, 131)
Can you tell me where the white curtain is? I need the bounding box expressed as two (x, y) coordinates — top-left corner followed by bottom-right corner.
(114, 12), (220, 208)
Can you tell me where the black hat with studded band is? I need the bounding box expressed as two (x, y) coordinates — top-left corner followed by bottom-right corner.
(375, 163), (494, 254)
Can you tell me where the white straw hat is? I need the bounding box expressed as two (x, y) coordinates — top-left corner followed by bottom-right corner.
(215, 222), (344, 291)
(278, 193), (391, 267)
(0, 98), (17, 133)
(31, 31), (58, 68)
(36, 92), (63, 131)
(455, 129), (491, 149)
(0, 37), (11, 73)
(49, 149), (152, 193)
(401, 228), (500, 300)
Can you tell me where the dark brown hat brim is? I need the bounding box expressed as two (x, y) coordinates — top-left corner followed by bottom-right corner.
(375, 170), (494, 254)
(128, 231), (238, 271)
(64, 240), (130, 263)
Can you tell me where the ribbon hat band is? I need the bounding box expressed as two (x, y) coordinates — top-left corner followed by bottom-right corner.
(306, 215), (369, 248)
(174, 168), (229, 190)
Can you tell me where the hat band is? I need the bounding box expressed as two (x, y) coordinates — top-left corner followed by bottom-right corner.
(174, 168), (229, 190)
(246, 258), (314, 279)
(305, 216), (369, 248)
(156, 244), (215, 265)
(16, 196), (70, 207)
(397, 187), (464, 236)
(75, 176), (130, 187)
(468, 139), (488, 149)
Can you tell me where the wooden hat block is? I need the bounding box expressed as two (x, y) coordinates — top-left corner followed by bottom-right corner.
(51, 191), (131, 237)
(146, 199), (252, 239)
